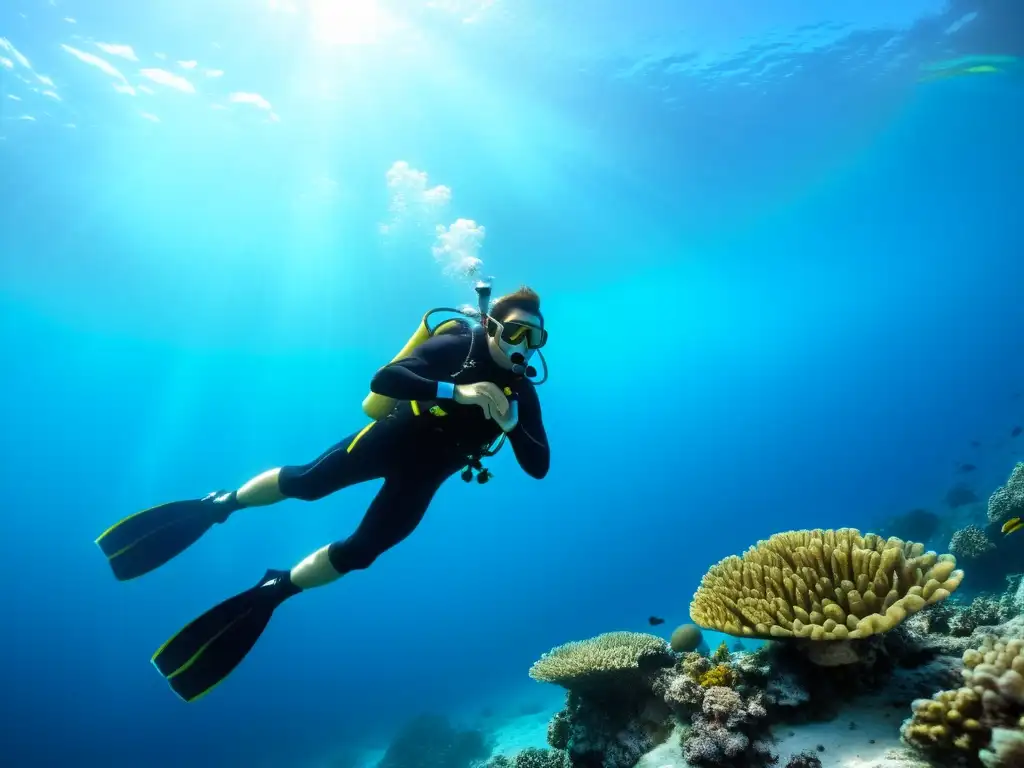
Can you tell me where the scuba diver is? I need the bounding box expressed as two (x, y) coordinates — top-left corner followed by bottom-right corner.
(95, 282), (550, 702)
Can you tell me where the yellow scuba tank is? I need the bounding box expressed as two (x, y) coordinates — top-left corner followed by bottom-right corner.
(360, 310), (476, 420)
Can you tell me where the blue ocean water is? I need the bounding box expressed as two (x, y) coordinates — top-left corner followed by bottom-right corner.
(1, 0), (1023, 765)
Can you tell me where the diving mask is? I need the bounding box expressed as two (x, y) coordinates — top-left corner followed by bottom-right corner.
(487, 317), (547, 356)
(487, 317), (546, 375)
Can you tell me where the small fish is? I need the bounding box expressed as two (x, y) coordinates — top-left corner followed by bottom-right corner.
(648, 616), (665, 626)
(970, 440), (981, 448)
(958, 463), (977, 473)
(1013, 426), (1022, 438)
(1002, 517), (1024, 536)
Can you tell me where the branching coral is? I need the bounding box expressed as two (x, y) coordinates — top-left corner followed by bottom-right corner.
(901, 634), (1024, 766)
(988, 462), (1024, 525)
(950, 525), (997, 560)
(528, 632), (674, 690)
(690, 528), (963, 640)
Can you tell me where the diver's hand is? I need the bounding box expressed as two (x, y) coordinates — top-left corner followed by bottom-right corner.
(493, 400), (519, 433)
(454, 382), (509, 419)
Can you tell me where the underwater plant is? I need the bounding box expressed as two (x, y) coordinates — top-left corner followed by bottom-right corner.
(518, 528), (1022, 768)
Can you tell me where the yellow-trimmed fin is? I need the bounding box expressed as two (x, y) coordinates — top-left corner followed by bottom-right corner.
(94, 503), (161, 546)
(151, 609), (255, 703)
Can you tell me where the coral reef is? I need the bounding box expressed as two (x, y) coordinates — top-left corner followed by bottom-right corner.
(987, 463), (1024, 525)
(669, 623), (703, 653)
(528, 635), (777, 767)
(902, 632), (1024, 767)
(950, 525), (997, 560)
(526, 632), (675, 767)
(690, 528), (962, 640)
(499, 527), (1024, 768)
(377, 714), (491, 768)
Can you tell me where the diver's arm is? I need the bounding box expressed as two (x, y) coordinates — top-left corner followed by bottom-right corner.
(507, 381), (550, 479)
(369, 333), (469, 401)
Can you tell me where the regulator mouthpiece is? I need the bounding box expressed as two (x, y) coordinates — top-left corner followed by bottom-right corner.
(474, 278), (493, 320)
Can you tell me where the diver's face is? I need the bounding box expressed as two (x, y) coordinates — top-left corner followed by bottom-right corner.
(487, 309), (546, 370)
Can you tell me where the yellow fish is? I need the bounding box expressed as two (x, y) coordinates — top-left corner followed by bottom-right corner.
(1001, 517), (1023, 535)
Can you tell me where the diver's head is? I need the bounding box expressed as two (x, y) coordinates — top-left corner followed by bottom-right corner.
(484, 285), (547, 374)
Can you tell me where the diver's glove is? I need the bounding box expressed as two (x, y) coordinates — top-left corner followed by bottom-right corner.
(453, 382), (510, 421)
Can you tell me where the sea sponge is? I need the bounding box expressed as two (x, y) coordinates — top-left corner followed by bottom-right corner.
(529, 632), (674, 689)
(902, 634), (1024, 757)
(670, 623), (704, 653)
(988, 462), (1024, 524)
(689, 528), (963, 640)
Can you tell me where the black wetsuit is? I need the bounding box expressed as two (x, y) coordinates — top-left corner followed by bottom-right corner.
(277, 324), (549, 575)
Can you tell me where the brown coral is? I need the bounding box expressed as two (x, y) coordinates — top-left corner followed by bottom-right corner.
(689, 528), (963, 640)
(528, 631), (673, 689)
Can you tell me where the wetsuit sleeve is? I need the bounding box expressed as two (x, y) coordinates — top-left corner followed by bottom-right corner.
(509, 381), (549, 479)
(369, 333), (471, 401)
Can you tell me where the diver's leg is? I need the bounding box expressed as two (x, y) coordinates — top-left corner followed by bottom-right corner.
(151, 467), (449, 702)
(97, 424), (387, 581)
(234, 422), (390, 507)
(235, 469), (286, 506)
(290, 468), (448, 588)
